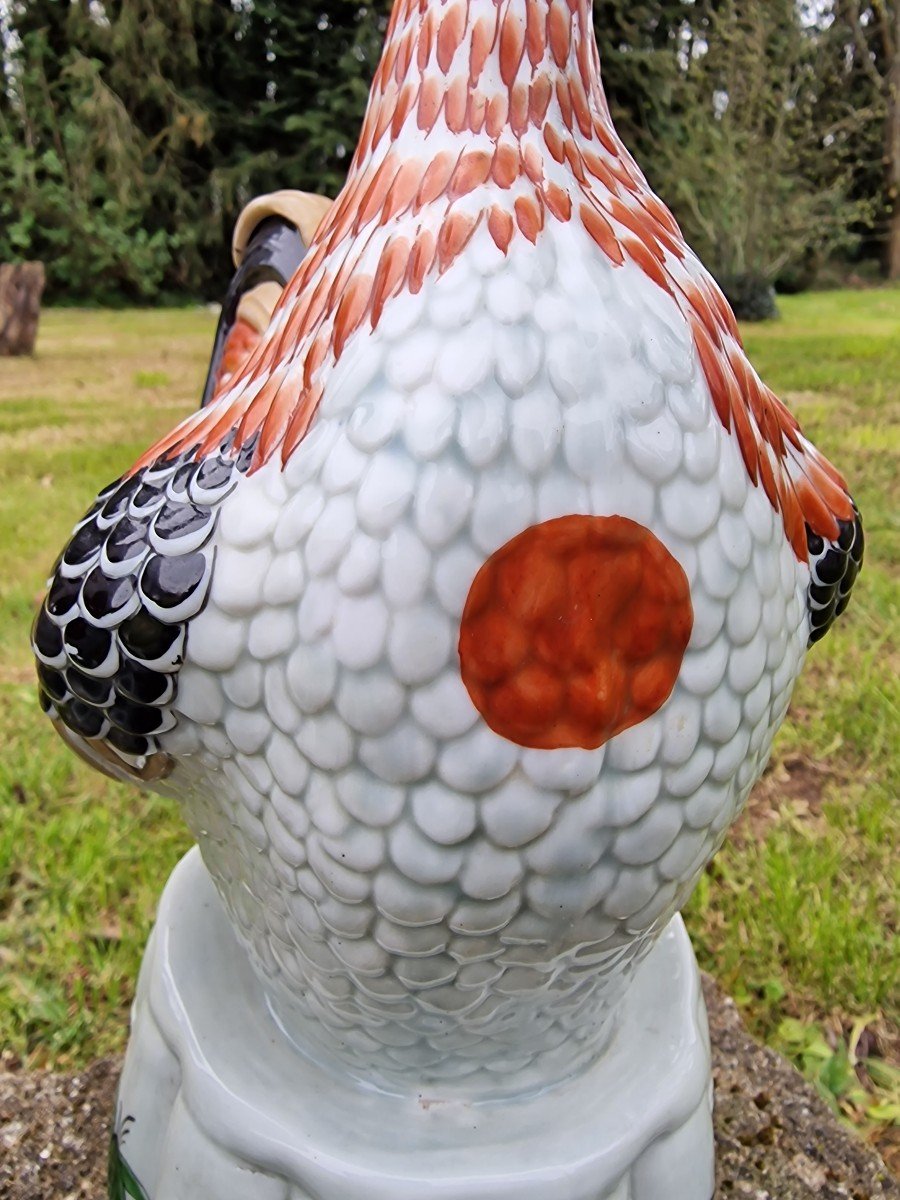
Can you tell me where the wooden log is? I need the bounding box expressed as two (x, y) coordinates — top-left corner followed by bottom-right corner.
(0, 262), (46, 356)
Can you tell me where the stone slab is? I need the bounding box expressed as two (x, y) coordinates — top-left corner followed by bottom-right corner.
(1, 980), (895, 1200)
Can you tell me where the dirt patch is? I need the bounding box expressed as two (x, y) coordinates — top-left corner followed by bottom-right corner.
(735, 753), (838, 843)
(707, 975), (899, 1198)
(0, 979), (896, 1199)
(0, 1058), (117, 1199)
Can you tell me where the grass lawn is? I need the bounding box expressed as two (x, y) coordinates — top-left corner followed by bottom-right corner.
(0, 295), (897, 1161)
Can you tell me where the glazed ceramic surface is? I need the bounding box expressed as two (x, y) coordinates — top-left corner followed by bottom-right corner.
(35, 0), (861, 1112)
(113, 848), (714, 1200)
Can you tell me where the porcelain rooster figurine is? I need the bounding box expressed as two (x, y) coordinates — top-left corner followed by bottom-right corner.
(34, 2), (861, 1197)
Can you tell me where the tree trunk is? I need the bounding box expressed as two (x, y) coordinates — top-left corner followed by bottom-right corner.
(887, 4), (900, 279)
(0, 263), (46, 356)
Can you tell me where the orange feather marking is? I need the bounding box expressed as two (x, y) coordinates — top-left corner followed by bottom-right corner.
(729, 380), (760, 486)
(526, 0), (546, 66)
(372, 237), (410, 328)
(322, 192), (357, 250)
(544, 181), (572, 221)
(327, 251), (359, 315)
(778, 477), (808, 561)
(332, 274), (373, 358)
(529, 74), (552, 125)
(683, 278), (722, 345)
(621, 234), (672, 295)
(794, 472), (841, 541)
(381, 38), (399, 89)
(417, 75), (444, 132)
(486, 92), (509, 139)
(643, 192), (682, 240)
(608, 154), (636, 190)
(691, 315), (732, 432)
(757, 442), (780, 511)
(416, 6), (435, 71)
(703, 278), (740, 341)
(470, 16), (495, 83)
(515, 195), (543, 243)
(407, 230), (437, 294)
(651, 222), (685, 262)
(510, 81), (529, 137)
(556, 77), (573, 127)
(491, 142), (520, 189)
(381, 158), (421, 223)
(416, 150), (457, 208)
(803, 456), (853, 522)
(300, 271), (331, 339)
(467, 89), (487, 132)
(593, 117), (618, 156)
(373, 85), (397, 149)
(354, 156), (398, 232)
(281, 382), (323, 464)
(576, 21), (592, 90)
(445, 75), (468, 132)
(563, 138), (586, 182)
(302, 331), (329, 389)
(499, 6), (525, 87)
(155, 408), (217, 462)
(394, 26), (415, 84)
(449, 149), (493, 199)
(570, 75), (592, 138)
(194, 399), (252, 462)
(582, 148), (620, 193)
(488, 206), (515, 253)
(609, 200), (665, 264)
(522, 143), (544, 185)
(256, 377), (299, 467)
(580, 202), (625, 265)
(543, 124), (565, 163)
(548, 0), (571, 67)
(437, 211), (479, 273)
(808, 441), (849, 492)
(252, 324), (283, 376)
(391, 83), (416, 139)
(235, 369), (285, 449)
(437, 1), (465, 74)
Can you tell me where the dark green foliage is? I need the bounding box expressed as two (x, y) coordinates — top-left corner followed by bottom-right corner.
(637, 1), (870, 298)
(108, 1129), (150, 1200)
(0, 0), (390, 302)
(718, 274), (779, 322)
(0, 0), (891, 303)
(593, 1), (690, 188)
(0, 1), (239, 302)
(217, 1), (391, 202)
(813, 2), (899, 277)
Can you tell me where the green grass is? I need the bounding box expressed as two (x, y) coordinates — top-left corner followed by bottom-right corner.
(0, 296), (897, 1156)
(686, 289), (900, 1154)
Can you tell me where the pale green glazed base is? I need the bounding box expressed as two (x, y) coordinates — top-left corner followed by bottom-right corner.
(112, 847), (714, 1200)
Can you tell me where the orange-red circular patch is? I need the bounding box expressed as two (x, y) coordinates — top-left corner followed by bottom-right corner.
(458, 515), (693, 750)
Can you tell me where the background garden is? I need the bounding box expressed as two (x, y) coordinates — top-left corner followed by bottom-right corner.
(0, 0), (898, 1175)
(3, 0), (900, 305)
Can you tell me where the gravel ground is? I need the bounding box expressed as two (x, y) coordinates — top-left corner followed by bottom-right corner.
(1, 977), (896, 1200)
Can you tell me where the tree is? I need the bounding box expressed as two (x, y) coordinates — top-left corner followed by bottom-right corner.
(827, 2), (900, 277)
(0, 0), (236, 302)
(216, 1), (391, 206)
(644, 0), (869, 309)
(593, 0), (690, 185)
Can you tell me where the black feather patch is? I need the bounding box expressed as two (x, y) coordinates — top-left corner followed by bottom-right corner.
(32, 438), (257, 768)
(806, 502), (863, 646)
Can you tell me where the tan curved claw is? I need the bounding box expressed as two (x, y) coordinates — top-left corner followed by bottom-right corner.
(52, 718), (173, 785)
(231, 189), (334, 269)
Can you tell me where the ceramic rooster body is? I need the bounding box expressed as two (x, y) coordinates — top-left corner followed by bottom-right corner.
(35, 0), (861, 1110)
